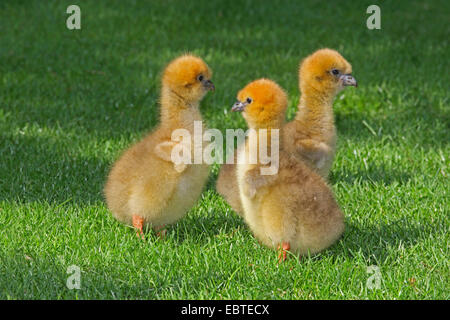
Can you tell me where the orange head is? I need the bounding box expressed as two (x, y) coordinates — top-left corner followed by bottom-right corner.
(299, 48), (357, 97)
(162, 54), (214, 103)
(231, 79), (287, 129)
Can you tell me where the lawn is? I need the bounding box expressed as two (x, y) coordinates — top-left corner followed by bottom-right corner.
(0, 0), (448, 299)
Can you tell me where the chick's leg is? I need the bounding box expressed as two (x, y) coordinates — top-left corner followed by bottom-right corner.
(132, 214), (145, 239)
(277, 242), (291, 263)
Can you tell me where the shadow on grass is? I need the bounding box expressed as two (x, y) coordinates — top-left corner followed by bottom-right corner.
(159, 191), (248, 244)
(0, 134), (110, 204)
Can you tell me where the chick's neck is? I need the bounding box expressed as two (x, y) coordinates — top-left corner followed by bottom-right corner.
(295, 85), (336, 132)
(160, 86), (203, 130)
(246, 117), (285, 153)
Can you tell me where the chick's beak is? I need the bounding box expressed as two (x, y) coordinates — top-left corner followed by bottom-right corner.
(231, 100), (246, 112)
(340, 74), (357, 87)
(202, 79), (215, 91)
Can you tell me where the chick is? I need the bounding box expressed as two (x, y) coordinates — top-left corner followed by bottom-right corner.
(104, 54), (215, 238)
(233, 79), (344, 261)
(283, 48), (357, 178)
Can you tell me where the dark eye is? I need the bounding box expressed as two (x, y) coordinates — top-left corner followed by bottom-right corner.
(331, 69), (340, 75)
(246, 97), (253, 104)
(197, 75), (204, 82)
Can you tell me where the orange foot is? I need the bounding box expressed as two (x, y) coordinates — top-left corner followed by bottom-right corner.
(277, 242), (291, 263)
(132, 214), (145, 240)
(154, 224), (167, 238)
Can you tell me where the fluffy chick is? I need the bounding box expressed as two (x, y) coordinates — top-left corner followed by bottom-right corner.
(283, 48), (357, 178)
(104, 54), (215, 238)
(233, 79), (344, 261)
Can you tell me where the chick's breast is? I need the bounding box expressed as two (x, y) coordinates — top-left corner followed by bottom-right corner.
(159, 162), (209, 225)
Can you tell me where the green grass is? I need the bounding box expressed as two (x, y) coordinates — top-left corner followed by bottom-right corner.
(0, 0), (448, 299)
